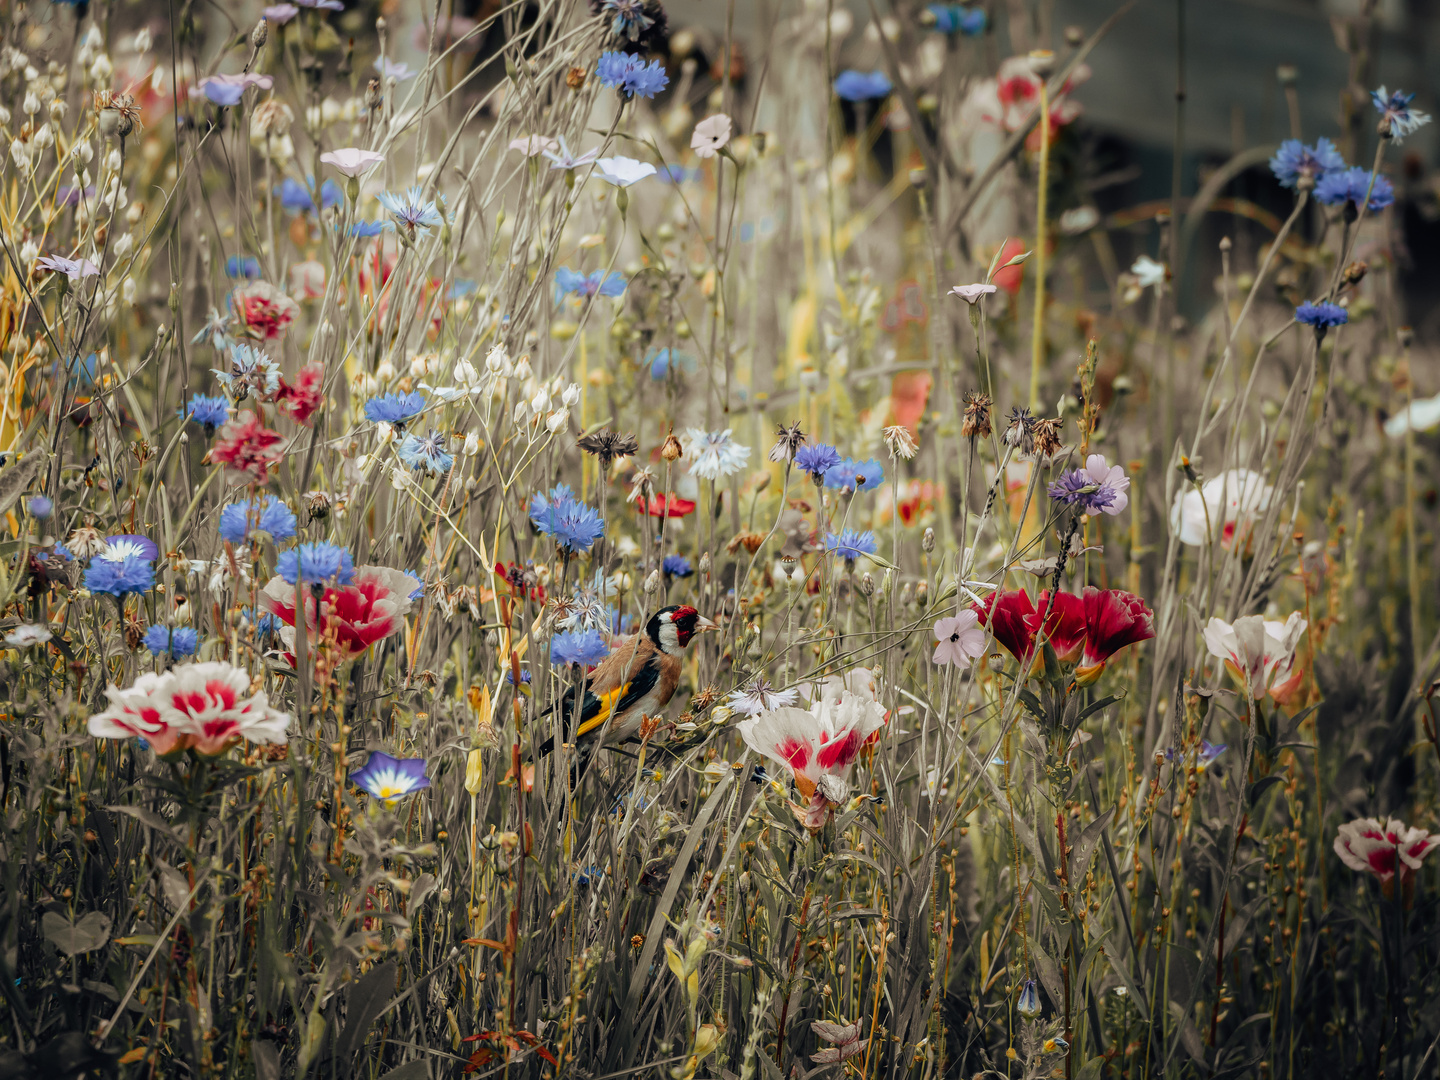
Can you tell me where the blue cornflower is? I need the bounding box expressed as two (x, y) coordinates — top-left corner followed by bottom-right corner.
(529, 485), (606, 553)
(1372, 86), (1431, 141)
(599, 0), (654, 41)
(276, 542), (355, 586)
(350, 752), (430, 805)
(927, 4), (986, 34)
(348, 220), (389, 238)
(186, 394), (230, 435)
(28, 496), (53, 519)
(214, 342), (281, 399)
(647, 348), (697, 379)
(834, 70), (893, 102)
(1269, 138), (1345, 190)
(663, 554), (693, 577)
(143, 625), (199, 658)
(377, 186), (445, 238)
(550, 628), (611, 667)
(1314, 166), (1394, 212)
(242, 607), (281, 639)
(1295, 301), (1348, 335)
(277, 177), (344, 214)
(595, 50), (669, 99)
(364, 391), (427, 428)
(794, 443), (842, 483)
(218, 496), (298, 543)
(823, 456), (885, 493)
(826, 529), (878, 565)
(398, 431), (455, 475)
(225, 255), (262, 279)
(507, 668), (533, 686)
(655, 164), (699, 184)
(554, 268), (627, 303)
(85, 556), (155, 597)
(448, 279), (478, 300)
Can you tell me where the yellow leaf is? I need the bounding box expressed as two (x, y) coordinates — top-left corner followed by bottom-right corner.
(118, 1048), (147, 1065)
(464, 748), (484, 796)
(664, 940), (685, 980)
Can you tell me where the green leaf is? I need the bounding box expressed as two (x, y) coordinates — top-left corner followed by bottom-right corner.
(335, 961), (397, 1067)
(377, 1062), (429, 1080)
(1249, 775), (1284, 807)
(42, 911), (112, 957)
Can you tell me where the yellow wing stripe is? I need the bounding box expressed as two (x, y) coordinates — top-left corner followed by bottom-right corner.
(575, 685), (627, 738)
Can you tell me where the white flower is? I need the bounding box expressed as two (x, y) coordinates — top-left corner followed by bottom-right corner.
(376, 421), (395, 443)
(562, 382), (580, 406)
(529, 388), (550, 415)
(546, 410), (568, 433)
(949, 283), (997, 304)
(509, 135), (560, 157)
(1169, 468), (1273, 546)
(319, 147), (385, 177)
(454, 359), (479, 386)
(690, 113), (733, 158)
(512, 402), (529, 425)
(1203, 613), (1306, 698)
(685, 428), (751, 480)
(595, 156), (657, 187)
(1131, 255), (1167, 288)
(5, 624), (52, 648)
(462, 431), (480, 456)
(1384, 392), (1440, 437)
(485, 344), (509, 373)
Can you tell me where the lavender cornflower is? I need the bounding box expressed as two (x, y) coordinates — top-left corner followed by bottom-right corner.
(1314, 166), (1394, 212)
(1371, 86), (1431, 141)
(551, 628), (612, 667)
(595, 50), (669, 98)
(1269, 138), (1345, 190)
(1047, 454), (1130, 516)
(794, 443), (842, 483)
(398, 431), (455, 475)
(277, 542), (355, 586)
(823, 457), (885, 493)
(37, 254), (101, 281)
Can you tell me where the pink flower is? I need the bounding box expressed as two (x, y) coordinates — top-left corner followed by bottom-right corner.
(232, 281), (300, 341)
(1202, 613), (1306, 698)
(690, 114), (733, 159)
(932, 611), (987, 668)
(737, 689), (884, 830)
(1335, 818), (1440, 892)
(949, 283), (997, 304)
(289, 259), (326, 300)
(211, 411), (285, 481)
(275, 362), (325, 426)
(261, 565), (421, 668)
(319, 148), (385, 178)
(88, 663), (290, 757)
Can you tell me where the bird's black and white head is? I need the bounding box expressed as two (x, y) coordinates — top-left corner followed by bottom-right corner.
(645, 605), (715, 656)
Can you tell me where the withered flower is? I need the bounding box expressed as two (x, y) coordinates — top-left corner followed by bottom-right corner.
(963, 391), (993, 439)
(1031, 417), (1064, 460)
(660, 431), (684, 462)
(1002, 406), (1035, 454)
(882, 425), (918, 460)
(577, 429), (639, 473)
(768, 420), (807, 463)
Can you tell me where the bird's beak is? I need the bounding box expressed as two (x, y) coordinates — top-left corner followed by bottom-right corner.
(696, 615), (718, 633)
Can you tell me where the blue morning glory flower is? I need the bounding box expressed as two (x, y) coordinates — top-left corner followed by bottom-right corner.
(823, 456), (885, 492)
(276, 542), (355, 586)
(1269, 138), (1344, 190)
(398, 431), (455, 475)
(377, 186), (445, 237)
(186, 394), (230, 435)
(1371, 86), (1431, 141)
(102, 535), (160, 562)
(364, 391), (427, 428)
(826, 529), (879, 564)
(554, 267), (627, 303)
(663, 554), (693, 577)
(529, 484), (606, 553)
(927, 4), (986, 34)
(350, 751), (431, 804)
(794, 443), (842, 482)
(550, 628), (611, 666)
(833, 70), (893, 102)
(1314, 166), (1394, 211)
(225, 255), (262, 279)
(219, 496), (298, 543)
(595, 50), (669, 99)
(143, 625), (199, 658)
(84, 556), (155, 597)
(1295, 301), (1348, 331)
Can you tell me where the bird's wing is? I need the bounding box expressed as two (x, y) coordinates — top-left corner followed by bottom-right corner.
(575, 657), (663, 739)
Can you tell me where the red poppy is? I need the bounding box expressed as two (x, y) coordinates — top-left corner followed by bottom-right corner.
(637, 493), (696, 518)
(210, 411), (285, 481)
(275, 362), (325, 427)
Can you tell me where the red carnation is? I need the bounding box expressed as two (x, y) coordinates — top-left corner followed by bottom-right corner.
(1027, 590), (1088, 663)
(970, 589), (1036, 662)
(275, 362), (325, 427)
(211, 411), (284, 481)
(1076, 587), (1155, 683)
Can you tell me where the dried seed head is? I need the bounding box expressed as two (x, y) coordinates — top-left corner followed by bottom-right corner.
(1031, 417), (1064, 460)
(882, 424), (918, 460)
(660, 431), (684, 462)
(962, 391), (993, 439)
(1001, 406), (1035, 453)
(566, 66), (588, 89)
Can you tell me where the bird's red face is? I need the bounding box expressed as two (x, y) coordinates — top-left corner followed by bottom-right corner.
(650, 605), (716, 655)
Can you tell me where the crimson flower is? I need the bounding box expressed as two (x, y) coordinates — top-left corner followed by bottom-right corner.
(275, 362), (325, 426)
(636, 493), (697, 517)
(970, 589), (1036, 661)
(1026, 590), (1087, 663)
(1077, 587), (1154, 682)
(261, 565), (421, 667)
(211, 411), (285, 481)
(232, 281), (300, 341)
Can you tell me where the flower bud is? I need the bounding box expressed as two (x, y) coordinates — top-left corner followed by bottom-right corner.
(644, 569), (661, 594)
(251, 17), (268, 50)
(698, 552), (711, 574)
(858, 572), (875, 597)
(661, 433), (683, 462)
(922, 527), (935, 552)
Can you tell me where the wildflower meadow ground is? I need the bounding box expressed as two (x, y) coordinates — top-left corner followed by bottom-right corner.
(0, 0), (1436, 1078)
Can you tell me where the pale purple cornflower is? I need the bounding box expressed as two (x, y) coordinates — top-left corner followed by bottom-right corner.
(1048, 454), (1130, 515)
